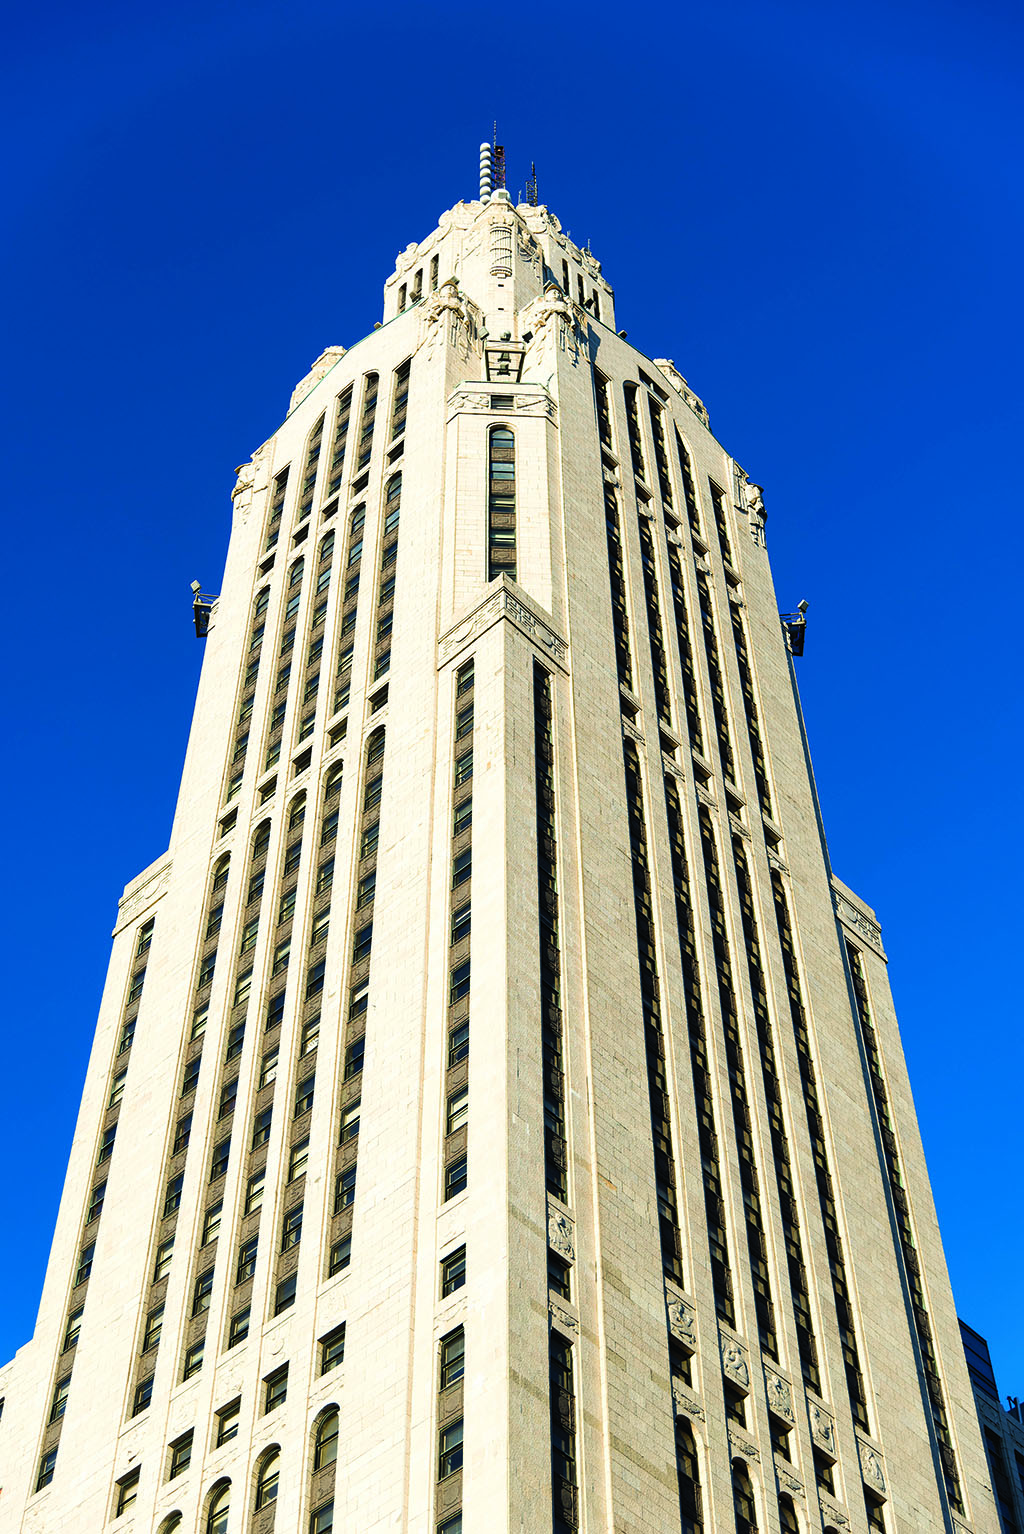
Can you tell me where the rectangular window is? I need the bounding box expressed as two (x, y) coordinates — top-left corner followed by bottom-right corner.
(266, 990), (286, 1030)
(321, 1323), (347, 1374)
(108, 1067), (127, 1108)
(234, 967), (253, 1005)
(181, 1056), (201, 1095)
(228, 1306), (250, 1348)
(245, 1168), (265, 1215)
(202, 1202), (223, 1245)
(63, 1306), (84, 1352)
(252, 1107), (273, 1148)
(36, 1449), (58, 1491)
(450, 903), (471, 945)
(310, 910), (330, 946)
(446, 1088), (469, 1135)
(444, 1155), (468, 1201)
(329, 1235), (351, 1276)
(191, 1005), (209, 1041)
(454, 749), (473, 786)
(182, 1340), (205, 1379)
(361, 822), (379, 859)
(259, 1046), (280, 1089)
(272, 939), (291, 976)
(128, 967), (147, 1003)
(281, 1204), (303, 1250)
(164, 1174), (184, 1214)
(115, 1467), (141, 1515)
(343, 1034), (365, 1079)
(301, 1015), (321, 1055)
(118, 1018), (136, 1055)
(449, 960), (471, 1004)
(452, 847), (471, 887)
(455, 704), (474, 740)
(306, 960), (326, 999)
(192, 1268), (214, 1315)
(96, 1125), (117, 1165)
(289, 1137), (310, 1181)
(168, 1429), (193, 1478)
(548, 1249), (571, 1299)
(441, 1245), (466, 1297)
(264, 1365), (289, 1413)
(154, 1237), (174, 1280)
(216, 1397), (241, 1444)
(219, 1078), (238, 1119)
(440, 1328), (465, 1389)
(173, 1114), (192, 1154)
(198, 951), (217, 987)
(453, 797), (472, 836)
(210, 1138), (231, 1179)
(438, 1517), (463, 1534)
(448, 1019), (469, 1067)
(295, 1075), (315, 1116)
(316, 857), (335, 894)
(87, 1180), (106, 1223)
(438, 1418), (464, 1478)
(335, 1165), (357, 1212)
(169, 1430), (193, 1479)
(274, 1273), (298, 1314)
(340, 1100), (361, 1143)
(310, 1502), (335, 1534)
(143, 1303), (164, 1351)
(132, 1375), (153, 1415)
(49, 1373), (71, 1422)
(237, 1236), (259, 1283)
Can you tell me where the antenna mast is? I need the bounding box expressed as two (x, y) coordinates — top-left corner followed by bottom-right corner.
(526, 162), (538, 206)
(492, 121), (506, 191)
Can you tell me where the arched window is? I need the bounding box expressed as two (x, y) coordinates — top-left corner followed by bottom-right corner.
(383, 473), (401, 537)
(254, 587), (271, 619)
(212, 854), (230, 893)
(288, 794), (306, 831)
(204, 1481), (230, 1534)
(731, 1458), (758, 1534)
(779, 1496), (800, 1533)
(324, 765), (344, 800)
(348, 505), (365, 567)
(156, 1516), (183, 1534)
(365, 728), (385, 768)
(313, 1409), (339, 1470)
(254, 1446), (281, 1508)
(319, 531), (335, 563)
(487, 427), (516, 580)
(289, 558), (305, 589)
(430, 254), (439, 291)
(252, 822), (271, 860)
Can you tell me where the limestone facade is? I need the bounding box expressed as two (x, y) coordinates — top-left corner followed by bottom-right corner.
(0, 186), (999, 1534)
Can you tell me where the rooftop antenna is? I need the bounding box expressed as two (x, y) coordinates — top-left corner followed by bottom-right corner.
(492, 121), (506, 191)
(479, 141), (493, 200)
(526, 162), (539, 206)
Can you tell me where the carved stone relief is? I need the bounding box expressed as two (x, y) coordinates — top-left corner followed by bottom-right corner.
(288, 345), (346, 414)
(857, 1440), (887, 1496)
(720, 1335), (750, 1390)
(116, 859), (173, 932)
(672, 1379), (705, 1420)
(549, 1299), (579, 1337)
(809, 1402), (837, 1458)
(832, 890), (886, 956)
(729, 1429), (760, 1461)
(819, 1493), (850, 1528)
(667, 1298), (697, 1352)
(652, 359), (710, 425)
(776, 1467), (804, 1497)
(437, 587), (568, 670)
(764, 1368), (794, 1423)
(547, 1205), (575, 1261)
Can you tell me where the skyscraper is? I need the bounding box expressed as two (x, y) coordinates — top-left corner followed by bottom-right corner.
(0, 157), (999, 1534)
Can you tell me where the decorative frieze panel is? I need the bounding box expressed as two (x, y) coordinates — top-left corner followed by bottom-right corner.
(114, 857), (173, 934)
(809, 1401), (837, 1460)
(832, 884), (887, 958)
(438, 584), (568, 671)
(667, 1296), (697, 1352)
(720, 1334), (750, 1391)
(857, 1438), (887, 1498)
(764, 1367), (794, 1424)
(547, 1203), (575, 1262)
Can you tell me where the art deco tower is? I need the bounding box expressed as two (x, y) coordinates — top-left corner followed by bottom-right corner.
(0, 155), (999, 1534)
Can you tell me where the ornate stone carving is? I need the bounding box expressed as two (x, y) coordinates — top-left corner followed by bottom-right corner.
(622, 719), (645, 747)
(819, 1493), (850, 1528)
(231, 440), (271, 524)
(729, 1429), (760, 1461)
(696, 784), (717, 811)
(672, 1379), (705, 1420)
(809, 1402), (837, 1457)
(652, 359), (710, 426)
(776, 1467), (803, 1496)
(831, 888), (886, 957)
(857, 1440), (887, 1496)
(547, 1205), (575, 1261)
(667, 1298), (697, 1352)
(764, 1368), (794, 1423)
(288, 345), (346, 414)
(549, 1299), (579, 1336)
(720, 1335), (750, 1390)
(438, 586), (568, 670)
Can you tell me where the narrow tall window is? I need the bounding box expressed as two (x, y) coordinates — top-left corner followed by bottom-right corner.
(487, 426), (516, 580)
(549, 1334), (579, 1532)
(299, 414), (325, 521)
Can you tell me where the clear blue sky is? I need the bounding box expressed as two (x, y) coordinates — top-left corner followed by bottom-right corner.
(3, 0), (1021, 1392)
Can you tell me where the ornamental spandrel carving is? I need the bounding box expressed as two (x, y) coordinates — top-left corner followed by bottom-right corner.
(720, 1335), (750, 1390)
(115, 859), (173, 931)
(437, 587), (568, 670)
(667, 1298), (697, 1352)
(231, 441), (272, 524)
(809, 1402), (837, 1457)
(729, 1429), (760, 1461)
(831, 889), (886, 956)
(776, 1467), (803, 1497)
(672, 1378), (705, 1420)
(549, 1298), (579, 1337)
(288, 345), (346, 414)
(857, 1440), (887, 1496)
(819, 1493), (849, 1528)
(652, 358), (710, 426)
(764, 1368), (794, 1423)
(547, 1205), (574, 1262)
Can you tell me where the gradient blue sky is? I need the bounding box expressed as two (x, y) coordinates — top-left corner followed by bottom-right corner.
(3, 0), (1021, 1391)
